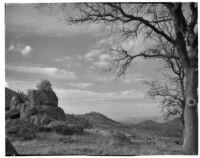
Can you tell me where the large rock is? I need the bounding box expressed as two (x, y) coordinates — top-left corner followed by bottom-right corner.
(10, 95), (23, 110)
(6, 138), (19, 156)
(6, 109), (20, 120)
(29, 90), (58, 107)
(47, 120), (83, 135)
(20, 105), (66, 126)
(5, 88), (21, 111)
(6, 119), (37, 140)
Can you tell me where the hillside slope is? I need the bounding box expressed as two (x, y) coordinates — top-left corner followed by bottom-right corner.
(84, 112), (124, 129)
(133, 120), (162, 130)
(65, 112), (124, 129)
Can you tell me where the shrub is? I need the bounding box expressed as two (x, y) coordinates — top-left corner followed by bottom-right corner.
(6, 119), (37, 140)
(36, 80), (52, 92)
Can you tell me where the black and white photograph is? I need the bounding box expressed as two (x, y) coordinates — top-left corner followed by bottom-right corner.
(4, 1), (198, 156)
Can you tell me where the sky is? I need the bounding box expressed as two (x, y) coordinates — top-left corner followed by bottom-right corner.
(5, 3), (168, 120)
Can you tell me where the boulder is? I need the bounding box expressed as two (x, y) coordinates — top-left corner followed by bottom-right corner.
(40, 116), (51, 126)
(5, 88), (21, 111)
(20, 102), (34, 120)
(47, 120), (83, 135)
(10, 95), (23, 110)
(29, 89), (58, 107)
(6, 119), (37, 140)
(40, 90), (58, 106)
(6, 109), (20, 120)
(29, 90), (40, 107)
(20, 105), (66, 126)
(6, 138), (19, 156)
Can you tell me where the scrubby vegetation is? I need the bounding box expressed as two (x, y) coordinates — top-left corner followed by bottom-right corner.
(36, 80), (53, 92)
(11, 126), (183, 155)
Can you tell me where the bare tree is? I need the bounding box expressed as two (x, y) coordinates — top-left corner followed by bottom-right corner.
(144, 37), (185, 126)
(145, 75), (185, 126)
(66, 3), (198, 154)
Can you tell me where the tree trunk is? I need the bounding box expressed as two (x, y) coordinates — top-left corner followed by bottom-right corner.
(182, 67), (198, 154)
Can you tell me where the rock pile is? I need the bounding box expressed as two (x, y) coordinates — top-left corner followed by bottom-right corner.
(5, 85), (86, 141)
(6, 88), (66, 126)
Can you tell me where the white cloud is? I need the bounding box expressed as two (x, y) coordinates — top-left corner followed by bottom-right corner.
(99, 54), (112, 61)
(5, 81), (9, 87)
(8, 42), (32, 56)
(93, 74), (116, 82)
(21, 45), (32, 56)
(84, 50), (101, 61)
(85, 50), (113, 68)
(93, 53), (113, 68)
(68, 82), (93, 88)
(8, 45), (14, 51)
(54, 56), (71, 62)
(77, 55), (83, 60)
(56, 87), (144, 104)
(93, 60), (110, 68)
(121, 89), (144, 98)
(6, 64), (77, 80)
(122, 74), (152, 84)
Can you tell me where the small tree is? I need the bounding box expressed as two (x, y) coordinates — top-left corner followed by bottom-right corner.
(36, 80), (52, 92)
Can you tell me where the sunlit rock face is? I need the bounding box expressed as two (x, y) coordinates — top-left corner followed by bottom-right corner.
(5, 88), (21, 111)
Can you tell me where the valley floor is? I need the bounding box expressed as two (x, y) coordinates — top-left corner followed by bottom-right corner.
(10, 127), (184, 155)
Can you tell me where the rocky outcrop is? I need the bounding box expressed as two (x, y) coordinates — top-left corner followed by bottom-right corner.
(5, 88), (22, 111)
(5, 87), (81, 136)
(20, 105), (66, 126)
(6, 138), (19, 156)
(10, 95), (23, 110)
(29, 90), (58, 107)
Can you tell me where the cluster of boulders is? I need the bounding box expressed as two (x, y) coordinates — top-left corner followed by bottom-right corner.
(5, 85), (90, 155)
(6, 87), (85, 138)
(6, 88), (66, 125)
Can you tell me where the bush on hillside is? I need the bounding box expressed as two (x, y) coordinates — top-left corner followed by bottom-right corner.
(6, 119), (37, 140)
(36, 80), (53, 92)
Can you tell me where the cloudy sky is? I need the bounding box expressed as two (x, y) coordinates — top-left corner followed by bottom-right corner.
(5, 3), (167, 120)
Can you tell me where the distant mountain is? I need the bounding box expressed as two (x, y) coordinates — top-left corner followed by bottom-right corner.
(66, 111), (125, 129)
(119, 116), (166, 125)
(131, 118), (183, 137)
(133, 120), (162, 130)
(84, 112), (124, 129)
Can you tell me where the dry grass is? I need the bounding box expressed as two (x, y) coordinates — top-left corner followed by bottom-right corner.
(10, 128), (184, 156)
